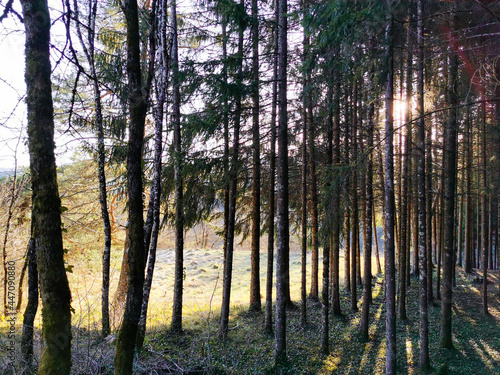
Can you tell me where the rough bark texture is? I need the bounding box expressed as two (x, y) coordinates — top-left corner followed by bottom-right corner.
(171, 0), (185, 334)
(309, 93), (319, 302)
(359, 86), (374, 339)
(137, 0), (169, 348)
(114, 0), (149, 373)
(300, 73), (308, 326)
(384, 4), (397, 373)
(249, 0), (262, 313)
(440, 47), (458, 349)
(21, 1), (73, 373)
(398, 6), (412, 320)
(220, 0), (244, 338)
(416, 0), (430, 369)
(331, 80), (342, 315)
(265, 4), (279, 334)
(275, 0), (289, 364)
(21, 237), (38, 369)
(73, 0), (113, 337)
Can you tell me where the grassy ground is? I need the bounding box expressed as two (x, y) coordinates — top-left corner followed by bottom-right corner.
(1, 252), (498, 374)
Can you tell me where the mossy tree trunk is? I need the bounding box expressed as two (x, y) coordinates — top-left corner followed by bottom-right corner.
(171, 0), (185, 333)
(114, 0), (150, 373)
(21, 1), (73, 373)
(21, 237), (38, 369)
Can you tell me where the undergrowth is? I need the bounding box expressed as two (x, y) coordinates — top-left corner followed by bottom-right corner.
(1, 269), (498, 374)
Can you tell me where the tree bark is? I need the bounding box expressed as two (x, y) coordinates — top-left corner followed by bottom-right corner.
(416, 0), (430, 368)
(21, 1), (73, 372)
(21, 237), (38, 369)
(72, 0), (113, 338)
(359, 77), (374, 339)
(265, 2), (279, 334)
(440, 46), (459, 348)
(384, 3), (397, 373)
(114, 0), (150, 372)
(137, 0), (169, 348)
(220, 0), (244, 338)
(331, 80), (342, 315)
(275, 0), (289, 364)
(171, 0), (185, 334)
(249, 0), (262, 313)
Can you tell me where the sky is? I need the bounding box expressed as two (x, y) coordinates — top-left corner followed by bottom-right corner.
(0, 1), (76, 171)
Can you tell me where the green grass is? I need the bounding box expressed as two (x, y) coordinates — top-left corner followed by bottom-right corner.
(1, 231), (498, 374)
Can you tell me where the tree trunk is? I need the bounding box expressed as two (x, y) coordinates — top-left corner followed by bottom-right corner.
(384, 4), (397, 373)
(171, 0), (185, 334)
(440, 47), (458, 349)
(359, 78), (374, 339)
(481, 103), (489, 315)
(114, 0), (150, 372)
(265, 3), (279, 334)
(275, 0), (289, 364)
(21, 237), (38, 369)
(331, 80), (342, 315)
(416, 0), (430, 368)
(309, 84), (319, 302)
(72, 0), (113, 338)
(249, 0), (261, 313)
(21, 1), (73, 372)
(137, 0), (169, 348)
(465, 101), (473, 273)
(220, 0), (244, 338)
(300, 58), (308, 326)
(351, 87), (359, 311)
(398, 8), (412, 319)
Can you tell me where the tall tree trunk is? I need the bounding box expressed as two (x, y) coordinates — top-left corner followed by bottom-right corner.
(309, 84), (319, 303)
(171, 0), (185, 334)
(72, 0), (113, 338)
(426, 125), (434, 304)
(331, 80), (343, 315)
(351, 86), (359, 311)
(359, 79), (374, 339)
(114, 0), (150, 372)
(465, 101), (473, 273)
(2, 159), (18, 316)
(399, 7), (412, 319)
(137, 0), (169, 349)
(373, 209), (382, 274)
(220, 0), (244, 338)
(416, 0), (430, 368)
(265, 3), (279, 334)
(21, 237), (38, 369)
(249, 0), (261, 312)
(384, 3), (397, 373)
(21, 1), (73, 373)
(481, 103), (489, 315)
(275, 0), (289, 363)
(440, 46), (458, 349)
(300, 62), (308, 326)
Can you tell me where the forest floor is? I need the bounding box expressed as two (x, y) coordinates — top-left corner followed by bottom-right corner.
(1, 257), (498, 374)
